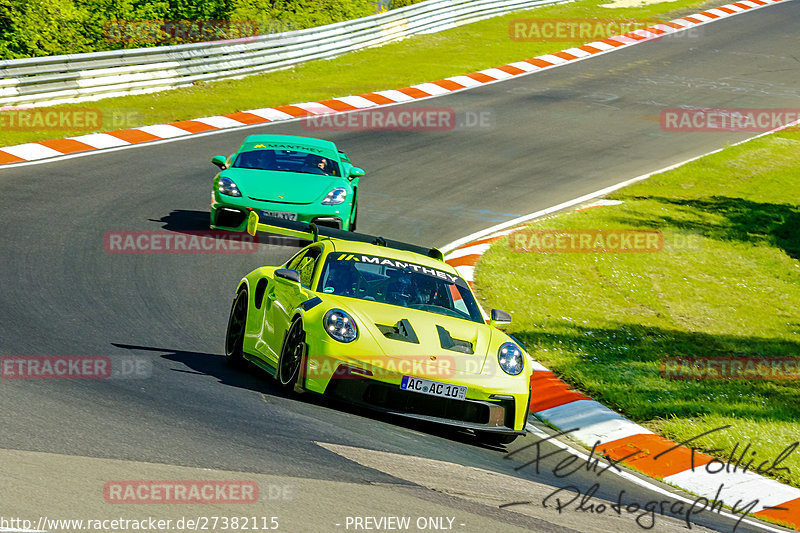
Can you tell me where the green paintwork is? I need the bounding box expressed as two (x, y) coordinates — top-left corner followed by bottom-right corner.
(210, 134), (362, 231)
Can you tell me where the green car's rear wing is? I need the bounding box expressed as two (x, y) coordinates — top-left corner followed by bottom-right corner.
(246, 211), (445, 262)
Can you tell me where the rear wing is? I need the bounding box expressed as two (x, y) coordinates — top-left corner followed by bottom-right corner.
(246, 211), (445, 262)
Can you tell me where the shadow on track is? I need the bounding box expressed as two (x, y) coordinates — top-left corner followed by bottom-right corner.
(150, 209), (307, 248)
(150, 209), (210, 231)
(112, 342), (514, 450)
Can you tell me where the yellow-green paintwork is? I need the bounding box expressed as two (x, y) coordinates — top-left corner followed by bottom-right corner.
(233, 217), (533, 431)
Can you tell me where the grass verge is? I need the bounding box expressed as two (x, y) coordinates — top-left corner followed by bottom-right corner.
(475, 128), (800, 488)
(0, 0), (718, 147)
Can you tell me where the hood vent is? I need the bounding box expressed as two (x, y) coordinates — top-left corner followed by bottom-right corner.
(376, 319), (419, 344)
(437, 326), (474, 354)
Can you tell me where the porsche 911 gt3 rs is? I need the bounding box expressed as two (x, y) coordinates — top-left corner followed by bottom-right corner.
(224, 213), (532, 444)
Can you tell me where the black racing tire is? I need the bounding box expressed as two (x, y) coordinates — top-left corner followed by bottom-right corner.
(225, 288), (248, 368)
(476, 431), (518, 446)
(278, 317), (306, 387)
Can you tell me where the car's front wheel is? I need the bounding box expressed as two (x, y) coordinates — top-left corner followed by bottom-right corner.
(278, 317), (306, 387)
(225, 288), (248, 367)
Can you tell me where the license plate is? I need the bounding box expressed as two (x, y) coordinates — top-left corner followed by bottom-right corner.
(261, 210), (297, 221)
(400, 376), (467, 400)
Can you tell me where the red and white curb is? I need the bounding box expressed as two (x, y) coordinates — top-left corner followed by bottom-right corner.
(0, 0), (788, 167)
(442, 206), (800, 529)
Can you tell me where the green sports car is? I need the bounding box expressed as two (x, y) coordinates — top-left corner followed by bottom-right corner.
(224, 213), (533, 445)
(210, 134), (365, 231)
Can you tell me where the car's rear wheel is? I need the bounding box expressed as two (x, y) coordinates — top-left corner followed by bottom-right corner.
(278, 317), (306, 387)
(476, 431), (518, 446)
(225, 288), (248, 367)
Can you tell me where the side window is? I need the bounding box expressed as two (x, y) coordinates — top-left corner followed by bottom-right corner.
(292, 247), (322, 288)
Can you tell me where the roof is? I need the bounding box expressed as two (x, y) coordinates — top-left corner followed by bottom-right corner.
(322, 239), (458, 275)
(241, 134), (338, 155)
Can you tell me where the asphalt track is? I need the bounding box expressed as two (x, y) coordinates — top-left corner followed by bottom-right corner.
(1, 2), (798, 532)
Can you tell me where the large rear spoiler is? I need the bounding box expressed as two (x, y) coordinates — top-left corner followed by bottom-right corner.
(246, 211), (445, 262)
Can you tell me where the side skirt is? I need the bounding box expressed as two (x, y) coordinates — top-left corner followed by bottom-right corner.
(243, 352), (277, 377)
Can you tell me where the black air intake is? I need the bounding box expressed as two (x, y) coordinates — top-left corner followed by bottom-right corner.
(437, 326), (473, 354)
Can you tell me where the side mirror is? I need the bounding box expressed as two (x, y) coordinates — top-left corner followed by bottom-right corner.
(348, 167), (365, 179)
(275, 268), (301, 284)
(211, 155), (228, 169)
(489, 309), (512, 327)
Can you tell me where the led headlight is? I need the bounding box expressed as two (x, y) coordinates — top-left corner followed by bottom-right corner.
(323, 309), (358, 343)
(498, 342), (524, 376)
(218, 176), (242, 197)
(321, 187), (347, 205)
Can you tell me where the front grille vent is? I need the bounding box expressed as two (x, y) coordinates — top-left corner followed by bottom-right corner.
(437, 326), (473, 354)
(376, 319), (419, 344)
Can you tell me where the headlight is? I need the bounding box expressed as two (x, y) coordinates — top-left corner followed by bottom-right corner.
(498, 342), (524, 376)
(321, 187), (347, 205)
(218, 176), (242, 197)
(323, 309), (358, 343)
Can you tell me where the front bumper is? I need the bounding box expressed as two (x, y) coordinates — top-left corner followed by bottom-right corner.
(326, 371), (523, 434)
(211, 194), (352, 231)
(299, 349), (531, 433)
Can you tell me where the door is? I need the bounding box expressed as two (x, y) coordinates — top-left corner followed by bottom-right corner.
(264, 246), (322, 361)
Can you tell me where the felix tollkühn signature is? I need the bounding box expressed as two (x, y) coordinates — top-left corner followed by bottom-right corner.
(500, 425), (798, 531)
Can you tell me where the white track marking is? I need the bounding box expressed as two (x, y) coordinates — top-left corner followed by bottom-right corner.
(68, 133), (129, 148)
(536, 400), (654, 446)
(440, 116), (800, 253)
(192, 115), (246, 128)
(137, 124), (192, 138)
(1, 143), (62, 160)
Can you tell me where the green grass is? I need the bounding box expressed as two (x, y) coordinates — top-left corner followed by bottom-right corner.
(0, 0), (718, 147)
(475, 131), (800, 488)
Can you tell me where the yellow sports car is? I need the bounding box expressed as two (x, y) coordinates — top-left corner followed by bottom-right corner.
(224, 212), (532, 444)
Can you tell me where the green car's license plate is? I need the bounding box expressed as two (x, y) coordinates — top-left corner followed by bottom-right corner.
(400, 375), (467, 400)
(261, 210), (297, 221)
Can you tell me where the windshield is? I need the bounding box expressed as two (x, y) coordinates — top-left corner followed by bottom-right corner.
(233, 149), (341, 176)
(317, 253), (484, 323)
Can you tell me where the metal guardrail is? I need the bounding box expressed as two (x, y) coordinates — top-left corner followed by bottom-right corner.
(0, 0), (565, 107)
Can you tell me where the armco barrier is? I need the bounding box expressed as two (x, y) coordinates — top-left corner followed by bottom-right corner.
(0, 0), (565, 108)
